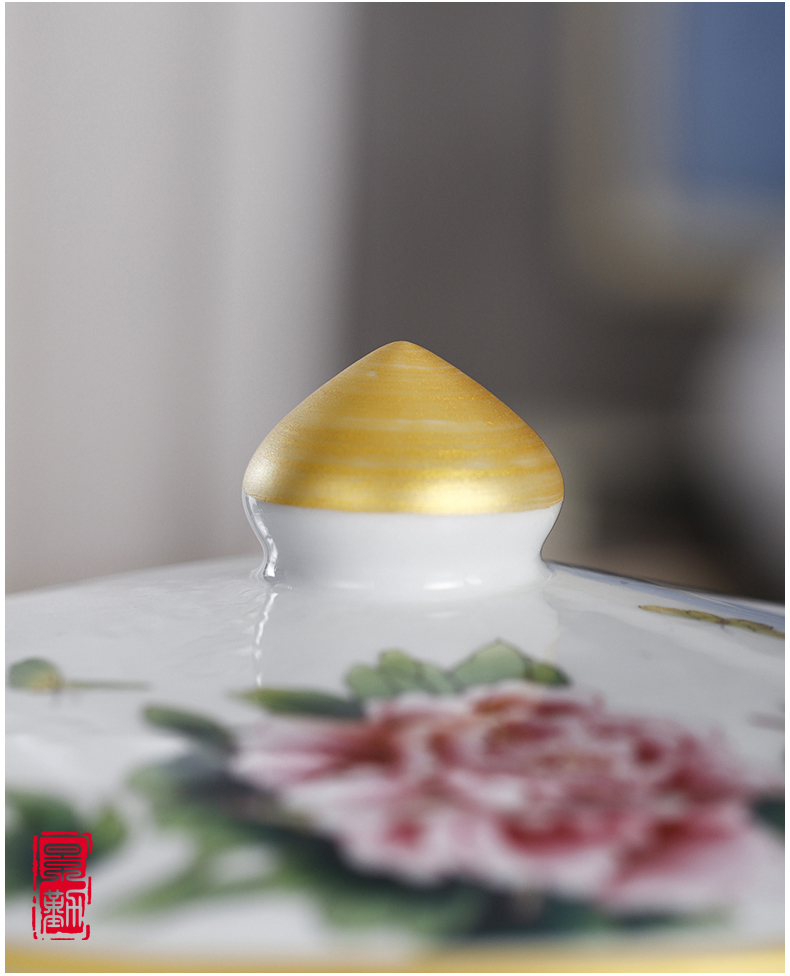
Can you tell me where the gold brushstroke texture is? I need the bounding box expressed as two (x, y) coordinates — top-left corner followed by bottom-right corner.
(243, 342), (564, 514)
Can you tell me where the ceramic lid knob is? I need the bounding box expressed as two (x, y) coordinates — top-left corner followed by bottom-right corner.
(243, 341), (563, 515)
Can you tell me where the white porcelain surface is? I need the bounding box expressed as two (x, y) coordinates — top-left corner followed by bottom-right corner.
(244, 496), (562, 598)
(6, 552), (784, 961)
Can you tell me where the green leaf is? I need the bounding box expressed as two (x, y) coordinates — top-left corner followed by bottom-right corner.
(346, 652), (459, 700)
(348, 644), (568, 699)
(238, 688), (364, 720)
(413, 662), (458, 695)
(377, 650), (427, 692)
(451, 641), (532, 688)
(466, 891), (683, 937)
(726, 618), (785, 638)
(647, 607), (726, 624)
(6, 791), (126, 895)
(91, 805), (128, 857)
(8, 657), (148, 693)
(8, 658), (65, 692)
(65, 679), (149, 691)
(126, 757), (302, 914)
(377, 650), (458, 695)
(314, 873), (487, 936)
(124, 862), (212, 913)
(345, 665), (395, 700)
(753, 797), (784, 836)
(525, 661), (570, 686)
(269, 831), (489, 936)
(6, 792), (80, 893)
(144, 705), (235, 752)
(129, 762), (232, 836)
(639, 605), (784, 638)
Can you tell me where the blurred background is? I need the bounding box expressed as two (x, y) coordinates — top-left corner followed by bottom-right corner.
(7, 3), (784, 599)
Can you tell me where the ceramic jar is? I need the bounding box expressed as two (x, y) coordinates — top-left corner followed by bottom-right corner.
(6, 344), (784, 973)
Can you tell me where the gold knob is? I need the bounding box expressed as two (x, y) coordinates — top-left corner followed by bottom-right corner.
(243, 342), (563, 515)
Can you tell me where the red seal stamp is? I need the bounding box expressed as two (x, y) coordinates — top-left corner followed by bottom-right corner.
(32, 832), (91, 941)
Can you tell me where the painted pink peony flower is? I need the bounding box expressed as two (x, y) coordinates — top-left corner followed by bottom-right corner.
(231, 684), (781, 912)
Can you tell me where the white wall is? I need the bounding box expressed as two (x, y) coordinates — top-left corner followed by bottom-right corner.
(7, 4), (360, 592)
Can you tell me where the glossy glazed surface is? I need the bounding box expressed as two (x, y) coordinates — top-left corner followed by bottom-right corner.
(6, 556), (783, 968)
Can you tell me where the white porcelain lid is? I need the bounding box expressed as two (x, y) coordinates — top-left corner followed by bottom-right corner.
(6, 556), (784, 970)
